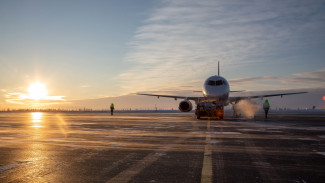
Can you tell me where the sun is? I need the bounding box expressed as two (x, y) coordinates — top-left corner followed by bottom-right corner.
(28, 82), (48, 99)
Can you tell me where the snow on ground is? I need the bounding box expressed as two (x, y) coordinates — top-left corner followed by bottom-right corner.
(0, 164), (20, 173)
(316, 152), (325, 157)
(299, 138), (317, 141)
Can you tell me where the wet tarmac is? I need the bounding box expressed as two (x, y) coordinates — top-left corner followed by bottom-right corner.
(0, 112), (324, 183)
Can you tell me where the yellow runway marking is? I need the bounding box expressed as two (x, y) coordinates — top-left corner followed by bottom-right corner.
(201, 120), (212, 183)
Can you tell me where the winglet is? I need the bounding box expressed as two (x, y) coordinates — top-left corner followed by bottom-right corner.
(218, 61), (220, 76)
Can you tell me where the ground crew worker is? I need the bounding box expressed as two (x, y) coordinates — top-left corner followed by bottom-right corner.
(263, 99), (270, 118)
(110, 103), (114, 116)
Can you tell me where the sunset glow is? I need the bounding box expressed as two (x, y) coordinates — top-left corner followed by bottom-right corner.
(28, 82), (47, 100)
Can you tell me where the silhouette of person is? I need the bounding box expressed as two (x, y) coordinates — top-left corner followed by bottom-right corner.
(263, 100), (270, 118)
(110, 103), (114, 116)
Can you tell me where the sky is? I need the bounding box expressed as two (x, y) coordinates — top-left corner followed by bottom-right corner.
(0, 0), (325, 110)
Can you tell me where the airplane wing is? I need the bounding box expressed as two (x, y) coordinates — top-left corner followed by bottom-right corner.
(230, 90), (245, 93)
(137, 93), (233, 103)
(136, 93), (206, 102)
(138, 91), (308, 104)
(228, 91), (308, 103)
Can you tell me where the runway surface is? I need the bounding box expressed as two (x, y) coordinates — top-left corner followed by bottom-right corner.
(0, 112), (324, 182)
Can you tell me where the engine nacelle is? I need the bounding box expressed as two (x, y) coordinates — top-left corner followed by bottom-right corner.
(179, 100), (193, 112)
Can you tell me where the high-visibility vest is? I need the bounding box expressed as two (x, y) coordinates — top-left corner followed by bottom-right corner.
(110, 104), (114, 109)
(263, 101), (270, 110)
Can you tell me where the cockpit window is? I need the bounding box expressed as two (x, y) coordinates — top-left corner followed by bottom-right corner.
(216, 80), (223, 85)
(207, 80), (224, 86)
(207, 80), (215, 86)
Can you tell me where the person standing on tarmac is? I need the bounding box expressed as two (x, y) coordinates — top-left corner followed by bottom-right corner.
(263, 100), (270, 118)
(110, 103), (115, 116)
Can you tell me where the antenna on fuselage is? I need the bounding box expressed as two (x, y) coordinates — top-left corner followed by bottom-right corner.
(218, 61), (220, 76)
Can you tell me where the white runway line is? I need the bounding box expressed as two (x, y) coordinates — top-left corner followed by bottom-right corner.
(106, 137), (187, 183)
(106, 152), (161, 183)
(201, 120), (212, 183)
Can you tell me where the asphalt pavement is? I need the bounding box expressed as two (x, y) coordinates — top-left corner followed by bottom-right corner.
(0, 112), (324, 182)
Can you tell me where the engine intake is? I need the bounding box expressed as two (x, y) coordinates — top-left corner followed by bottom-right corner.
(179, 100), (193, 112)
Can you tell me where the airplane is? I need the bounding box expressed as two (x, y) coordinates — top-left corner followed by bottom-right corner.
(137, 62), (307, 119)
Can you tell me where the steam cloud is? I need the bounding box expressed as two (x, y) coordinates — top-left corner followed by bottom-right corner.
(233, 100), (260, 119)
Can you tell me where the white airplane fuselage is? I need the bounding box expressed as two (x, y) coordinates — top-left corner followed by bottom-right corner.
(136, 64), (307, 119)
(202, 75), (230, 104)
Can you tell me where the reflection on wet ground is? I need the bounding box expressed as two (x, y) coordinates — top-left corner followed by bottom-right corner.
(31, 112), (43, 128)
(0, 112), (324, 182)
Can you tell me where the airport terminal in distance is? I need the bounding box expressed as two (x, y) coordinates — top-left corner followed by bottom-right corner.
(0, 111), (324, 182)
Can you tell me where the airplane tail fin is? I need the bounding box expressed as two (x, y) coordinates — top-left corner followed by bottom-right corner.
(218, 61), (220, 76)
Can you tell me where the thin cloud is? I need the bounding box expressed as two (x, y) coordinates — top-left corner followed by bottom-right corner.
(229, 76), (278, 84)
(229, 69), (325, 88)
(293, 69), (325, 79)
(80, 85), (91, 88)
(5, 91), (65, 105)
(120, 0), (325, 93)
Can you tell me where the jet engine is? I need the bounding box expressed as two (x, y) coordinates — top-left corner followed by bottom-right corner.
(179, 100), (193, 112)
